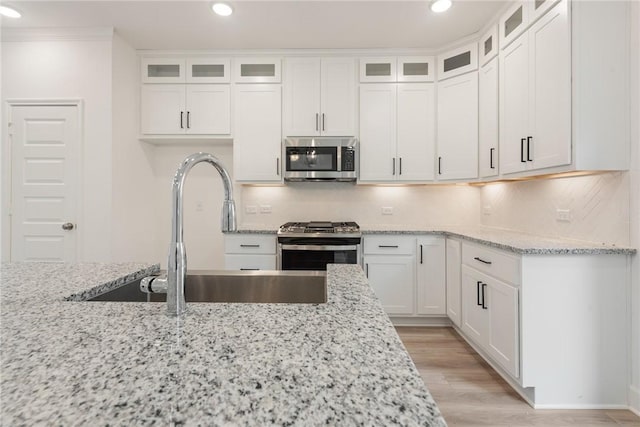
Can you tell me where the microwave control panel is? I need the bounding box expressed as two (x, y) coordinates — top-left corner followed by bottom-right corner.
(341, 147), (356, 171)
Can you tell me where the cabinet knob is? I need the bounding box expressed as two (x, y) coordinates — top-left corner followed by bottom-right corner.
(62, 222), (75, 231)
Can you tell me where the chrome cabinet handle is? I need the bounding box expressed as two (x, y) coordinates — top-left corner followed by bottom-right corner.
(62, 222), (75, 231)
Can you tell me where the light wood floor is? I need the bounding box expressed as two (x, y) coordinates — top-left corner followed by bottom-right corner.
(396, 326), (640, 427)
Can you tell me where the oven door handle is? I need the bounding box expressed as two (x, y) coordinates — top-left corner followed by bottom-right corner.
(280, 244), (359, 251)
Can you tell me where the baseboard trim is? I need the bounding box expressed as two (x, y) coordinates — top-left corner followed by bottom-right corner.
(390, 316), (451, 327)
(630, 385), (640, 416)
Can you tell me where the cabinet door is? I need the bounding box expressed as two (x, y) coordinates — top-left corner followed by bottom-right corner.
(233, 84), (282, 182)
(397, 56), (435, 82)
(140, 84), (186, 134)
(224, 254), (277, 271)
(234, 57), (282, 83)
(437, 43), (478, 81)
(461, 266), (488, 345)
(446, 239), (462, 327)
(499, 1), (529, 49)
(364, 255), (415, 315)
(479, 25), (498, 66)
(416, 237), (446, 315)
(397, 83), (435, 181)
(359, 57), (397, 82)
(485, 276), (520, 378)
(436, 72), (478, 180)
(320, 58), (357, 136)
(359, 84), (397, 182)
(500, 35), (529, 174)
(479, 57), (499, 178)
(185, 85), (231, 135)
(186, 58), (230, 83)
(141, 57), (185, 83)
(283, 57), (321, 136)
(528, 0), (570, 171)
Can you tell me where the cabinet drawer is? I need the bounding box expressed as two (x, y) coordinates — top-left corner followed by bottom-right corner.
(225, 234), (276, 254)
(224, 254), (276, 270)
(363, 235), (415, 255)
(462, 242), (521, 285)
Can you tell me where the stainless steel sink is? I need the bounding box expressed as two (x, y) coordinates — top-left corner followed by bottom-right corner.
(89, 270), (327, 304)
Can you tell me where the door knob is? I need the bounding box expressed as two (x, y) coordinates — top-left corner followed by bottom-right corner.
(62, 222), (75, 231)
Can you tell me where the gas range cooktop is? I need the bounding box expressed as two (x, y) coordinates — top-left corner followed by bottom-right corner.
(277, 221), (361, 237)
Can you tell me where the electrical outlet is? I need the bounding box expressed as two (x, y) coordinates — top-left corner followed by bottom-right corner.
(245, 205), (258, 214)
(556, 209), (571, 222)
(381, 207), (393, 215)
(260, 205), (272, 214)
(483, 205), (492, 216)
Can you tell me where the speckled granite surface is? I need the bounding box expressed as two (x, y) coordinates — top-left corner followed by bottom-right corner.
(229, 226), (635, 255)
(0, 263), (446, 426)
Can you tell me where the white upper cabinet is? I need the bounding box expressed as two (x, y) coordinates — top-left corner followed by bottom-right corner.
(140, 84), (230, 135)
(436, 72), (478, 181)
(396, 83), (436, 181)
(397, 56), (436, 82)
(233, 84), (282, 183)
(500, 0), (570, 175)
(499, 0), (560, 49)
(479, 57), (499, 178)
(141, 57), (230, 84)
(360, 56), (434, 83)
(283, 57), (357, 136)
(479, 25), (498, 66)
(359, 57), (397, 82)
(359, 84), (397, 181)
(437, 43), (478, 81)
(233, 57), (282, 83)
(185, 58), (230, 83)
(360, 83), (435, 182)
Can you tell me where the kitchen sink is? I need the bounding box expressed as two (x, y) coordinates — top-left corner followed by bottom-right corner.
(88, 270), (327, 304)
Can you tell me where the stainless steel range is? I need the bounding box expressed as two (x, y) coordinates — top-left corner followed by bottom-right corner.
(277, 221), (362, 271)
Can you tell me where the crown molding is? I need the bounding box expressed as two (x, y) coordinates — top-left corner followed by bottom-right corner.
(1, 27), (114, 42)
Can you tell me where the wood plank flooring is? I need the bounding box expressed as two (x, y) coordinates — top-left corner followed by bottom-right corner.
(396, 326), (640, 427)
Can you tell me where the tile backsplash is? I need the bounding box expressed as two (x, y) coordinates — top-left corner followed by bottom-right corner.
(240, 182), (481, 230)
(480, 172), (630, 246)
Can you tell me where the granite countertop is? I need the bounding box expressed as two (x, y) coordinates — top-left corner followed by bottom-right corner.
(229, 226), (636, 255)
(0, 262), (446, 426)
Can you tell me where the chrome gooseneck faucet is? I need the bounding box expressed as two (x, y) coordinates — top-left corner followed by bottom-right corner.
(147, 152), (237, 317)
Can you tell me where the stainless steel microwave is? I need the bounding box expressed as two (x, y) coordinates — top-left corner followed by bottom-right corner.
(283, 137), (358, 182)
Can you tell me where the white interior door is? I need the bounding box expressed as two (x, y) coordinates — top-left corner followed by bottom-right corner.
(10, 105), (80, 262)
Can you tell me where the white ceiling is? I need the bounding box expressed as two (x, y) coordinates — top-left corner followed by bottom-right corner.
(1, 1), (507, 50)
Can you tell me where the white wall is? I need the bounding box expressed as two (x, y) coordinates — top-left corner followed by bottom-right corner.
(111, 32), (157, 263)
(1, 30), (114, 262)
(480, 172), (630, 246)
(628, 0), (640, 415)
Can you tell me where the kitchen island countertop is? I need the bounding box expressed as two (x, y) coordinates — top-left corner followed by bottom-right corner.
(0, 262), (446, 426)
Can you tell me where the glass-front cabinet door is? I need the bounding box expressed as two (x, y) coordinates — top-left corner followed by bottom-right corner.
(359, 57), (397, 83)
(186, 58), (230, 83)
(397, 56), (435, 82)
(141, 57), (185, 83)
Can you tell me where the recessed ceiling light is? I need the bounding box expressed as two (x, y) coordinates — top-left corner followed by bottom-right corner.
(212, 2), (233, 17)
(431, 0), (452, 13)
(0, 5), (21, 18)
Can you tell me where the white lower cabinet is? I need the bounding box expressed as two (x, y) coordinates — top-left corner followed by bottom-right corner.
(455, 240), (629, 407)
(416, 237), (446, 315)
(461, 265), (519, 378)
(445, 238), (462, 327)
(364, 254), (415, 315)
(224, 234), (277, 270)
(363, 235), (445, 317)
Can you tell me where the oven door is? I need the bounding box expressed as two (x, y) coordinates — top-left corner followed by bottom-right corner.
(279, 243), (360, 271)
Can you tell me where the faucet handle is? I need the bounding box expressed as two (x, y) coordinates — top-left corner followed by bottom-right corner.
(140, 275), (168, 294)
